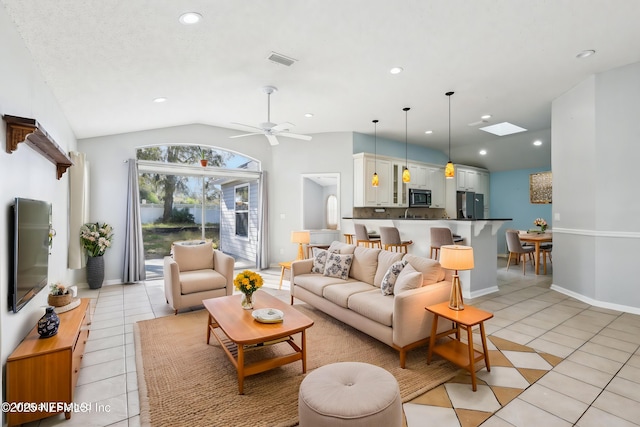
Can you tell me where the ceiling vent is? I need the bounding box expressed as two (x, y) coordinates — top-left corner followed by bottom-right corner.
(267, 52), (297, 67)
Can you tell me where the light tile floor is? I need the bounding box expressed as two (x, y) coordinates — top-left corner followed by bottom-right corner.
(25, 258), (640, 427)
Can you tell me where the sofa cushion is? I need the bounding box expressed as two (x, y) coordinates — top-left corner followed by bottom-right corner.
(374, 250), (404, 287)
(323, 253), (354, 280)
(179, 269), (226, 294)
(328, 241), (356, 254)
(323, 282), (374, 308)
(348, 289), (394, 327)
(295, 273), (353, 297)
(350, 246), (380, 284)
(394, 264), (423, 294)
(380, 260), (407, 296)
(311, 248), (329, 274)
(403, 254), (445, 286)
(173, 243), (213, 272)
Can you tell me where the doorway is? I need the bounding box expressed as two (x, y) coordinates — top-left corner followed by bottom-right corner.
(301, 173), (341, 244)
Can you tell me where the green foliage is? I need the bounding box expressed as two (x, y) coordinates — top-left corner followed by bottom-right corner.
(155, 207), (195, 224)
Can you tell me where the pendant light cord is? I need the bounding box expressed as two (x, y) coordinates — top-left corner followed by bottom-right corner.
(403, 107), (410, 167)
(447, 92), (453, 161)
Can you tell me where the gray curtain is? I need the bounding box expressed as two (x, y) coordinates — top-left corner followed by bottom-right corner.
(256, 171), (269, 269)
(68, 151), (89, 269)
(122, 159), (146, 283)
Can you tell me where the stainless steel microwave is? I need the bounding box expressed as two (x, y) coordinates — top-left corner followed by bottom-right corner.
(409, 189), (431, 207)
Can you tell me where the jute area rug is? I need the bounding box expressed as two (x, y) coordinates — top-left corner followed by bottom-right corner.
(134, 304), (458, 427)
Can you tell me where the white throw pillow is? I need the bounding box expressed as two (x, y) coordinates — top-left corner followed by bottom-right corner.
(394, 263), (423, 294)
(323, 253), (353, 280)
(380, 260), (407, 295)
(311, 248), (329, 274)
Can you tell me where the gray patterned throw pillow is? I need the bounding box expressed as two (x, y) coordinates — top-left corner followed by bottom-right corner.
(380, 260), (407, 295)
(311, 248), (329, 274)
(323, 253), (353, 280)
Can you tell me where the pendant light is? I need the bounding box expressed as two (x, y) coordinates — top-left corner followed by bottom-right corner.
(445, 91), (455, 179)
(371, 119), (379, 187)
(402, 107), (411, 183)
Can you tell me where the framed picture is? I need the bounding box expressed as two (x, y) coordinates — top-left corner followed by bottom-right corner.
(530, 172), (552, 204)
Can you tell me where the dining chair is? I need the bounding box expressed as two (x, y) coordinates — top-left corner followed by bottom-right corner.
(541, 243), (552, 274)
(429, 227), (454, 260)
(505, 230), (535, 275)
(354, 223), (381, 248)
(379, 226), (413, 253)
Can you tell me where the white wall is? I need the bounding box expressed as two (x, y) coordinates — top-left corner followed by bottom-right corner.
(551, 61), (640, 312)
(78, 127), (354, 279)
(0, 4), (77, 397)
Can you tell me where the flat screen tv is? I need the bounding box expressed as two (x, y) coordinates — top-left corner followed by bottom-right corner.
(9, 197), (51, 313)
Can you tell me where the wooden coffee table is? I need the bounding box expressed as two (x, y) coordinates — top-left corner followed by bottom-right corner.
(204, 290), (314, 394)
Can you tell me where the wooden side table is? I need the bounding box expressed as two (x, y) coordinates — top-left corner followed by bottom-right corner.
(426, 302), (493, 391)
(278, 261), (292, 289)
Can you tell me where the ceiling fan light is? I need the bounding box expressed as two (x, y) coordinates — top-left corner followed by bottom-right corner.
(372, 172), (379, 187)
(445, 161), (455, 179)
(402, 167), (411, 183)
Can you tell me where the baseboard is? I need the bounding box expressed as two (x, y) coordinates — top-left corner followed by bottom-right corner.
(550, 284), (640, 315)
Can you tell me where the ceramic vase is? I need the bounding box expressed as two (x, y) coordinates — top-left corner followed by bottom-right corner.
(38, 306), (60, 338)
(241, 292), (254, 310)
(87, 255), (105, 289)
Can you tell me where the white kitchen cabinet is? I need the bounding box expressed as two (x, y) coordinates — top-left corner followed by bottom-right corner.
(456, 167), (478, 192)
(392, 162), (408, 206)
(354, 154), (392, 207)
(408, 163), (428, 189)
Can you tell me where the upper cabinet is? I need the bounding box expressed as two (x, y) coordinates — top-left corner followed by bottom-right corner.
(354, 153), (392, 207)
(408, 163), (428, 189)
(427, 166), (446, 208)
(456, 167), (478, 192)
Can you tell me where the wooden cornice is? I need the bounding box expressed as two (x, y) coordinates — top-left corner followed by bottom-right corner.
(3, 115), (73, 179)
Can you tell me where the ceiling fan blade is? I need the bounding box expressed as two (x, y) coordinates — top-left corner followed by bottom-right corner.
(468, 119), (488, 127)
(230, 122), (265, 132)
(279, 132), (312, 141)
(271, 122), (294, 132)
(266, 134), (279, 146)
(229, 132), (262, 139)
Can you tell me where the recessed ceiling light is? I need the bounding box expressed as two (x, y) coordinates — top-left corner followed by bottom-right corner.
(153, 97), (167, 103)
(479, 149), (487, 156)
(481, 114), (492, 120)
(424, 130), (433, 134)
(304, 113), (314, 118)
(576, 49), (596, 59)
(533, 140), (543, 146)
(480, 122), (527, 136)
(179, 12), (202, 25)
(390, 67), (404, 74)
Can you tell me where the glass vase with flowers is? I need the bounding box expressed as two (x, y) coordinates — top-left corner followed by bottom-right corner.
(234, 270), (264, 309)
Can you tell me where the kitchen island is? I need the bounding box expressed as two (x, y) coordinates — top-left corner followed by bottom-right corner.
(342, 218), (511, 299)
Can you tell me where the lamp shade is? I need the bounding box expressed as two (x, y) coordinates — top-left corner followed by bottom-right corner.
(371, 172), (379, 187)
(291, 231), (311, 244)
(439, 245), (474, 271)
(402, 167), (411, 183)
(445, 161), (455, 179)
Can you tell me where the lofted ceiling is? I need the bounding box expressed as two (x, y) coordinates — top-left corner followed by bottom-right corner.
(2, 1), (640, 171)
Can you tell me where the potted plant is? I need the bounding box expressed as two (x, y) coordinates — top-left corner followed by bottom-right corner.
(80, 222), (114, 289)
(48, 282), (72, 307)
(200, 148), (208, 167)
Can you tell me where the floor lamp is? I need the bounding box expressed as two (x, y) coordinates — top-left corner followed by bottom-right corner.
(291, 231), (310, 260)
(439, 245), (474, 310)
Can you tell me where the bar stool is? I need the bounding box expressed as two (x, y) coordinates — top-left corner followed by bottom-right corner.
(354, 224), (381, 248)
(379, 226), (412, 253)
(429, 227), (454, 260)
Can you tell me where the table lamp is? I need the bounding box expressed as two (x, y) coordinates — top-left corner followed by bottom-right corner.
(439, 245), (474, 310)
(291, 231), (311, 260)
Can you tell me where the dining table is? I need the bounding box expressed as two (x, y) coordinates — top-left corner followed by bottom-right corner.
(518, 231), (552, 275)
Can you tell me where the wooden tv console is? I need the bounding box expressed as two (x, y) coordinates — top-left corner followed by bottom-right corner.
(5, 298), (90, 426)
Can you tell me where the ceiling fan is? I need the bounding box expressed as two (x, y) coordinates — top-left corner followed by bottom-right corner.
(230, 86), (312, 146)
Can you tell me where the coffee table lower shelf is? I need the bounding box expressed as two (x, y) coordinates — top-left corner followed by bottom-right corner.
(207, 316), (306, 394)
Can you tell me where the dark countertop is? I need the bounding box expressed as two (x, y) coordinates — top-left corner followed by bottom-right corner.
(343, 217), (512, 221)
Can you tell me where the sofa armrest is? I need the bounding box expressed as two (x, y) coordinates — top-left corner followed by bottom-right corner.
(213, 250), (236, 295)
(392, 281), (452, 348)
(164, 256), (182, 305)
(290, 259), (313, 299)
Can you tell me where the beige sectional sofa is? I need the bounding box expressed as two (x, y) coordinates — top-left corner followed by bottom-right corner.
(290, 242), (453, 368)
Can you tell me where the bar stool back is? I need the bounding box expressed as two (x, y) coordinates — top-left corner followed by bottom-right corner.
(379, 226), (413, 253)
(429, 227), (454, 259)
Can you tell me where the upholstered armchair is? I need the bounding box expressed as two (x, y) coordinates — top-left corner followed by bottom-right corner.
(163, 241), (235, 314)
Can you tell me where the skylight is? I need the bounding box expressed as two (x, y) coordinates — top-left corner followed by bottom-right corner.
(479, 122), (527, 136)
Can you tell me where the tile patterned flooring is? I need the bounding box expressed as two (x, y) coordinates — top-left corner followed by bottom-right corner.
(25, 258), (640, 427)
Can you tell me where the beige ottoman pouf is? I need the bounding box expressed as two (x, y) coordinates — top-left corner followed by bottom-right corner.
(298, 362), (402, 427)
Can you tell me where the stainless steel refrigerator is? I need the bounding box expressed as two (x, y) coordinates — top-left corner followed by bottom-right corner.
(456, 191), (484, 219)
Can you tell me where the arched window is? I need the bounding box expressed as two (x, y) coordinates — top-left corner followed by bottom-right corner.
(326, 194), (338, 230)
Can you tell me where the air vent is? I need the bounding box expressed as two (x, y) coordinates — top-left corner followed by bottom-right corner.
(267, 52), (297, 67)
